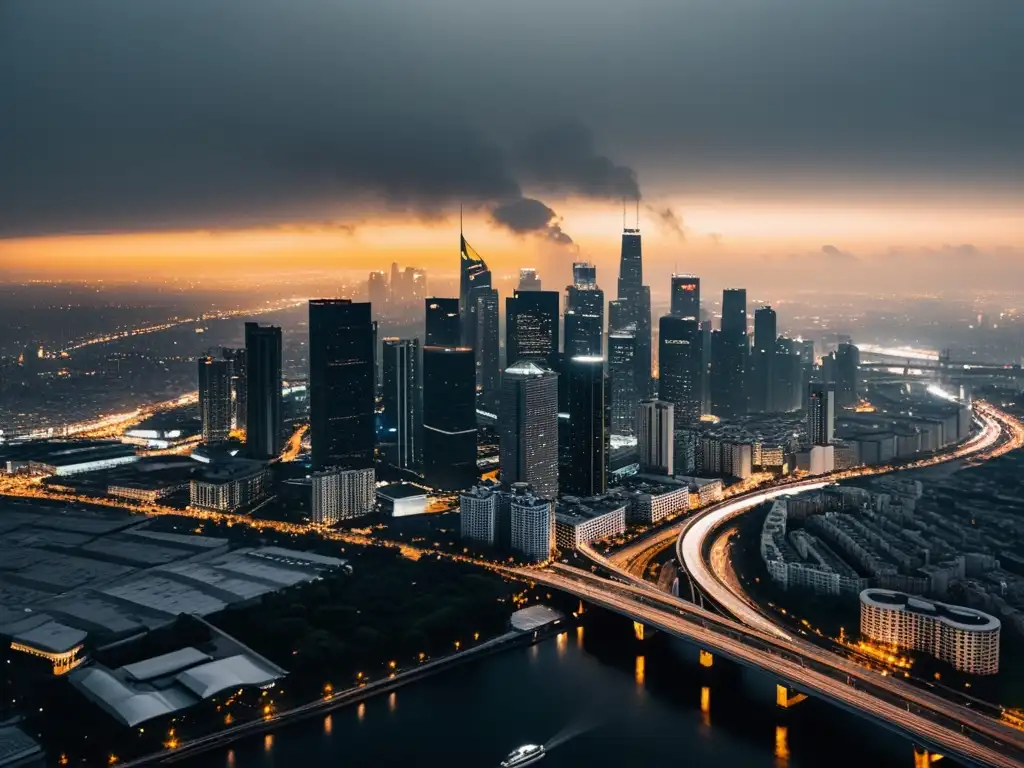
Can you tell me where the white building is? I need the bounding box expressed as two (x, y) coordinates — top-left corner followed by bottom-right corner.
(555, 500), (627, 549)
(376, 483), (428, 517)
(510, 493), (555, 563)
(860, 589), (1000, 675)
(190, 461), (270, 512)
(311, 466), (375, 524)
(460, 485), (500, 546)
(796, 444), (835, 476)
(675, 476), (724, 506)
(619, 476), (691, 524)
(637, 400), (674, 475)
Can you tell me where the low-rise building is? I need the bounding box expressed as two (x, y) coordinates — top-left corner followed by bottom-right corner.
(189, 459), (270, 512)
(860, 589), (1000, 675)
(555, 497), (627, 549)
(376, 483), (428, 517)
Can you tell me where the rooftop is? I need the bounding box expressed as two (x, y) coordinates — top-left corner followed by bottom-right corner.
(376, 482), (429, 501)
(860, 589), (1000, 631)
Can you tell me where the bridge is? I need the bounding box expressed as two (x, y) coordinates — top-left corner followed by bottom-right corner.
(858, 346), (1024, 379)
(523, 401), (1024, 767)
(520, 563), (1024, 768)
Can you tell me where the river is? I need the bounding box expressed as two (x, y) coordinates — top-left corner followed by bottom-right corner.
(180, 618), (944, 768)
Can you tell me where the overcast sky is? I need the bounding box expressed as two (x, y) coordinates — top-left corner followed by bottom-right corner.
(1, 0), (1022, 291)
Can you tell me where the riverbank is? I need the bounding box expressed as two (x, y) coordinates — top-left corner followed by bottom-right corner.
(119, 620), (566, 767)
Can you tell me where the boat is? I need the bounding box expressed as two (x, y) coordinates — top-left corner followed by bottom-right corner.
(500, 744), (546, 767)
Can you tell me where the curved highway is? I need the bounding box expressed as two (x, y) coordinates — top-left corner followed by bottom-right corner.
(677, 400), (1024, 636)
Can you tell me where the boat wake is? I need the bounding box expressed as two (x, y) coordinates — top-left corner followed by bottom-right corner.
(544, 710), (606, 750)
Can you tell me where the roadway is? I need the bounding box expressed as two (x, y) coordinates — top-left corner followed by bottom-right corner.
(523, 563), (1024, 768)
(677, 400), (1024, 639)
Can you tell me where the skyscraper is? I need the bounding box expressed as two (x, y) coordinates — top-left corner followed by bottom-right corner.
(368, 271), (388, 312)
(564, 355), (607, 497)
(749, 305), (778, 413)
(244, 322), (282, 459)
(670, 274), (700, 319)
(658, 315), (703, 425)
(500, 361), (559, 499)
(475, 288), (501, 407)
(607, 332), (637, 435)
(617, 226), (652, 399)
(460, 234), (492, 349)
(518, 268), (542, 291)
(565, 261), (604, 359)
(309, 299), (375, 471)
(222, 347), (246, 430)
(807, 382), (836, 446)
(197, 356), (232, 445)
(459, 485), (499, 546)
(380, 338), (421, 471)
(710, 288), (748, 419)
(425, 297), (461, 348)
(834, 342), (861, 408)
(506, 290), (559, 370)
(637, 399), (674, 475)
(422, 346), (477, 491)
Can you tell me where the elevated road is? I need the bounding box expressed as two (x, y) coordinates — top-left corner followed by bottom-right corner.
(522, 564), (1024, 768)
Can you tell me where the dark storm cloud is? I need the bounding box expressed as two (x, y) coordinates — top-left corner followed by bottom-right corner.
(821, 245), (858, 261)
(1, 0), (1021, 238)
(647, 206), (687, 241)
(515, 123), (641, 201)
(491, 198), (573, 244)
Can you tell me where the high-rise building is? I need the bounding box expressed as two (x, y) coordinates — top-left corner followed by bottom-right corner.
(637, 400), (674, 475)
(222, 348), (246, 430)
(773, 337), (804, 413)
(510, 491), (555, 563)
(506, 290), (559, 370)
(607, 332), (637, 435)
(311, 466), (376, 524)
(657, 315), (703, 425)
(197, 356), (233, 445)
(368, 271), (388, 312)
(459, 484), (500, 546)
(422, 346), (477, 491)
(518, 268), (542, 291)
(389, 263), (401, 304)
(425, 297), (461, 348)
(710, 289), (748, 419)
(565, 262), (604, 359)
(564, 356), (607, 496)
(309, 300), (376, 471)
(670, 274), (700, 319)
(834, 342), (861, 408)
(475, 288), (501, 406)
(460, 235), (492, 349)
(244, 322), (282, 459)
(749, 305), (778, 414)
(807, 382), (836, 446)
(500, 361), (559, 499)
(408, 267), (427, 304)
(380, 338), (421, 471)
(617, 227), (652, 399)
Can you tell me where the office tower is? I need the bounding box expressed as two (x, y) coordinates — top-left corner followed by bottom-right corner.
(408, 267), (427, 304)
(773, 337), (803, 412)
(425, 297), (461, 348)
(389, 262), (401, 304)
(368, 270), (388, 312)
(311, 466), (376, 524)
(834, 342), (861, 408)
(380, 338), (421, 471)
(700, 320), (712, 415)
(637, 400), (674, 475)
(607, 332), (638, 435)
(221, 347), (246, 430)
(500, 361), (559, 499)
(565, 262), (604, 359)
(670, 274), (700, 319)
(749, 305), (778, 413)
(807, 382), (836, 445)
(657, 315), (703, 425)
(518, 268), (542, 291)
(475, 288), (501, 406)
(460, 234), (492, 349)
(710, 289), (748, 419)
(506, 290), (559, 370)
(197, 356), (233, 445)
(422, 346), (477, 491)
(244, 322), (283, 458)
(510, 492), (555, 562)
(459, 485), (499, 546)
(309, 300), (375, 471)
(564, 355), (607, 496)
(617, 226), (653, 399)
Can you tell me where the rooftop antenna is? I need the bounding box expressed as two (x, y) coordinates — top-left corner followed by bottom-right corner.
(622, 198), (626, 231)
(635, 197), (640, 230)
(459, 203), (463, 237)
